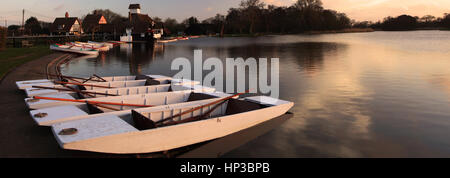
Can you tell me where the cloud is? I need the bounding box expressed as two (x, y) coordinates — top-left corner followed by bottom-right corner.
(53, 3), (65, 11)
(262, 0), (295, 6)
(322, 0), (450, 21)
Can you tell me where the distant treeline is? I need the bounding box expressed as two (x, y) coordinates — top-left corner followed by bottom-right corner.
(164, 0), (352, 35)
(354, 14), (450, 31)
(7, 0), (450, 37)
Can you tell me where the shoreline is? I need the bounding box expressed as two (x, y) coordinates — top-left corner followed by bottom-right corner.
(215, 28), (375, 37)
(0, 52), (100, 157)
(0, 45), (53, 81)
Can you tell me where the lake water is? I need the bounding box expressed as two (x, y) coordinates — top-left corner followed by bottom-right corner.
(61, 31), (450, 157)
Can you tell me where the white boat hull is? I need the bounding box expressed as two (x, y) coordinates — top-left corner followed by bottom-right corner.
(17, 75), (139, 90)
(26, 84), (215, 110)
(24, 76), (198, 97)
(50, 45), (99, 55)
(51, 96), (294, 154)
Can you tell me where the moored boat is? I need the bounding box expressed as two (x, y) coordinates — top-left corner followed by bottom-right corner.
(24, 75), (199, 97)
(16, 74), (172, 90)
(176, 37), (189, 40)
(87, 41), (114, 49)
(30, 91), (227, 126)
(157, 39), (178, 43)
(25, 84), (215, 110)
(49, 95), (293, 154)
(50, 44), (99, 55)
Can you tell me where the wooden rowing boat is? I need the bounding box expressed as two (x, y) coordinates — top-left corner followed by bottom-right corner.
(49, 95), (293, 154)
(24, 76), (199, 97)
(72, 42), (110, 51)
(88, 41), (114, 48)
(158, 39), (178, 43)
(25, 84), (215, 110)
(16, 74), (172, 90)
(30, 91), (228, 126)
(177, 37), (189, 40)
(50, 44), (99, 55)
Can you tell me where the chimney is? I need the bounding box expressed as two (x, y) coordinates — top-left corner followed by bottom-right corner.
(129, 4), (141, 14)
(65, 12), (69, 18)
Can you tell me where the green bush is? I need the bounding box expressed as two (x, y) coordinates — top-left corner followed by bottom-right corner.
(0, 27), (6, 51)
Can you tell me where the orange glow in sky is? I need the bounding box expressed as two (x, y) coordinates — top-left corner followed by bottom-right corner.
(264, 0), (450, 21)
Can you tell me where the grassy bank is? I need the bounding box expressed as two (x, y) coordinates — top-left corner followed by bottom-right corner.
(0, 45), (52, 80)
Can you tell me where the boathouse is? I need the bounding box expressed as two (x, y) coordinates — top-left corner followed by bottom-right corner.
(82, 11), (114, 34)
(50, 12), (83, 36)
(127, 4), (157, 41)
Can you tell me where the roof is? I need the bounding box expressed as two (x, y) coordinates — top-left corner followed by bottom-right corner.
(99, 24), (115, 33)
(50, 17), (79, 33)
(129, 4), (141, 9)
(82, 14), (105, 33)
(129, 14), (154, 33)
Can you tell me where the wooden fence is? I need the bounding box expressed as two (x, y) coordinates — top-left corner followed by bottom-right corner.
(0, 27), (6, 51)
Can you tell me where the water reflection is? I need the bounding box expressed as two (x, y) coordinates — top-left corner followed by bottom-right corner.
(61, 31), (450, 157)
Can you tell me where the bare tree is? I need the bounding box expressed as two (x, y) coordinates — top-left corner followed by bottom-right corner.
(239, 0), (265, 34)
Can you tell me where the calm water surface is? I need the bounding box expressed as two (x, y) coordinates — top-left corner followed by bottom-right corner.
(61, 31), (450, 157)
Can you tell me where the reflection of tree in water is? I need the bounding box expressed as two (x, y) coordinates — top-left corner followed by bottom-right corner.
(222, 42), (346, 93)
(290, 42), (344, 75)
(121, 43), (158, 75)
(226, 42), (346, 74)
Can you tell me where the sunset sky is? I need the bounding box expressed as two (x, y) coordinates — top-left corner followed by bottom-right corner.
(1, 0), (449, 25)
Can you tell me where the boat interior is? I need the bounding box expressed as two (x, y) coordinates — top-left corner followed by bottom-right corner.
(73, 84), (173, 99)
(129, 94), (268, 130)
(76, 75), (170, 90)
(32, 92), (231, 126)
(59, 92), (213, 116)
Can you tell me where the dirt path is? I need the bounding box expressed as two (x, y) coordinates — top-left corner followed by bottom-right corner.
(0, 52), (106, 157)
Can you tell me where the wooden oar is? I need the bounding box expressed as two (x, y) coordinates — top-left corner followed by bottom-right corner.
(89, 102), (120, 111)
(54, 81), (115, 89)
(31, 86), (118, 96)
(61, 84), (119, 111)
(33, 96), (154, 107)
(154, 90), (250, 126)
(93, 74), (107, 82)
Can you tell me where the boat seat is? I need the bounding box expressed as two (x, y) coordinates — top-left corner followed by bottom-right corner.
(225, 99), (262, 115)
(145, 78), (161, 86)
(86, 102), (104, 114)
(76, 92), (86, 99)
(135, 75), (153, 80)
(132, 110), (156, 130)
(78, 85), (87, 91)
(30, 105), (89, 126)
(186, 92), (218, 102)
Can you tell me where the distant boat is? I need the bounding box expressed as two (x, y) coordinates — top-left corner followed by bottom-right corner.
(157, 39), (177, 43)
(176, 37), (189, 40)
(50, 44), (99, 55)
(88, 41), (114, 48)
(72, 41), (110, 51)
